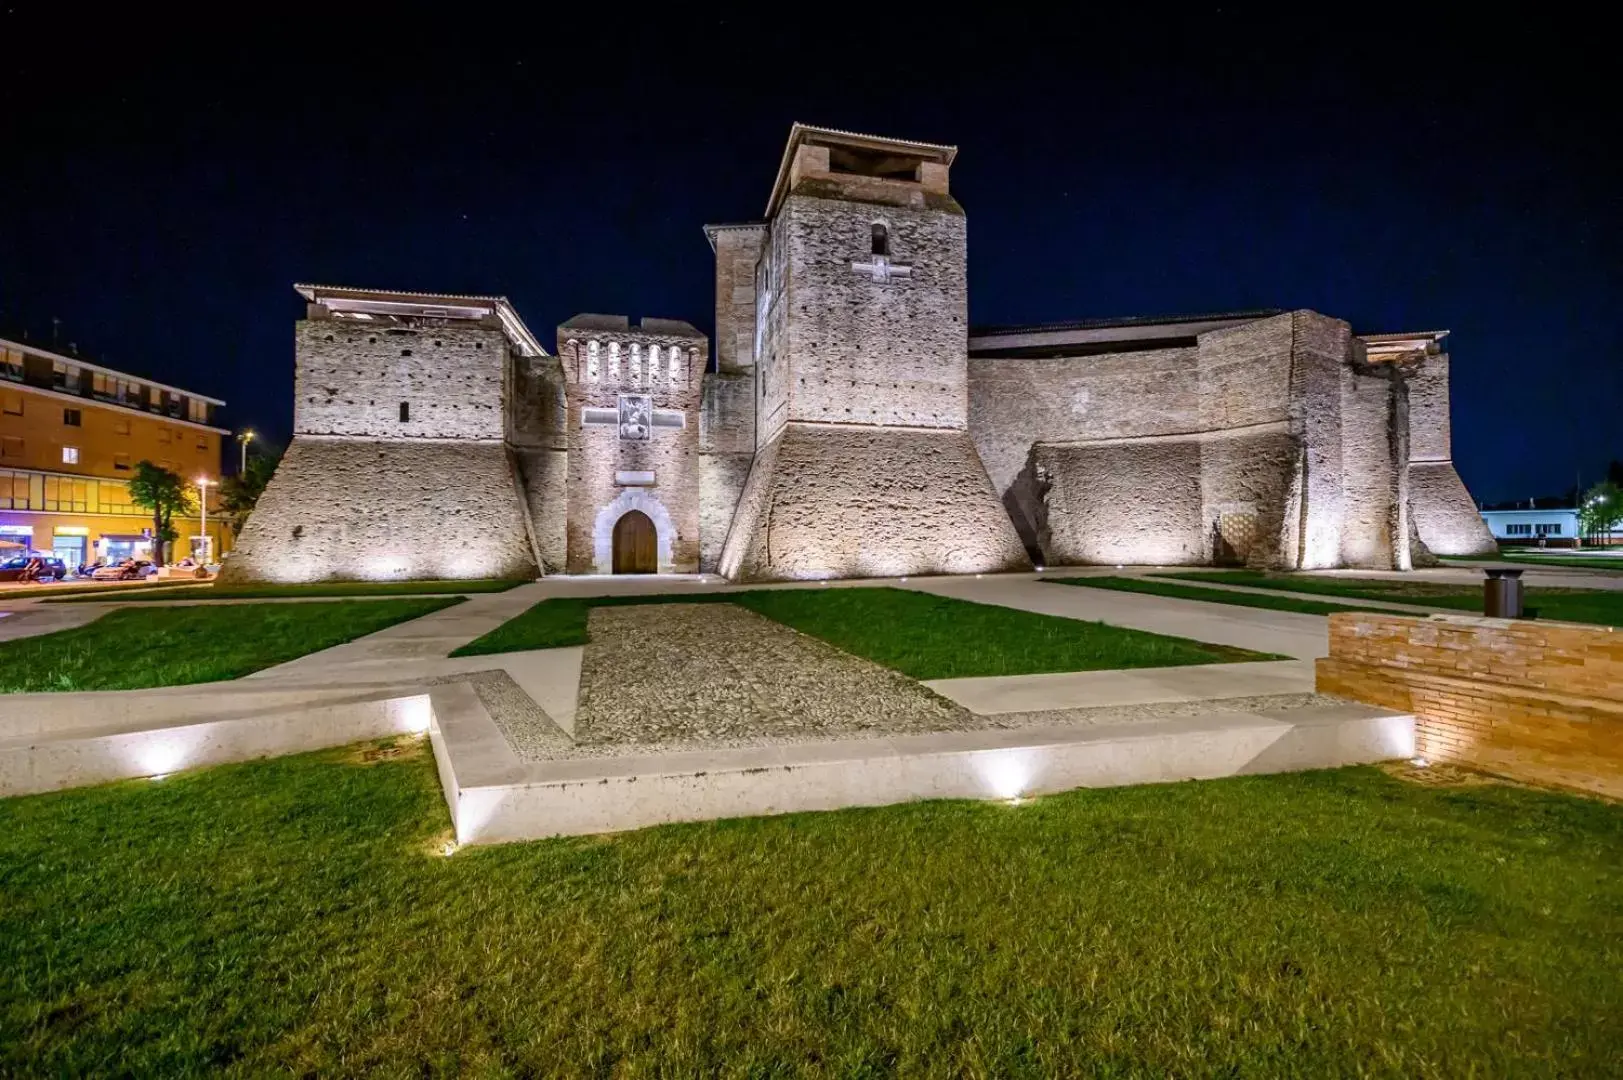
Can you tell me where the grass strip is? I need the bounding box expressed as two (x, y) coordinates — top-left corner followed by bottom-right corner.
(0, 597), (461, 692)
(1154, 570), (1623, 626)
(1047, 574), (1396, 615)
(452, 586), (1275, 678)
(45, 579), (524, 603)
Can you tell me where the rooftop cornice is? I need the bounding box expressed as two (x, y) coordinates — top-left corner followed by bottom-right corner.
(0, 336), (227, 406)
(293, 283), (547, 357)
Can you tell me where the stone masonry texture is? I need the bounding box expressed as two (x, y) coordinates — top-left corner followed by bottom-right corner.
(1317, 611), (1623, 798)
(221, 436), (536, 582)
(719, 424), (1029, 581)
(557, 320), (707, 574)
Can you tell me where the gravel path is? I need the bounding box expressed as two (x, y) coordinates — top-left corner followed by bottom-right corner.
(573, 603), (974, 745)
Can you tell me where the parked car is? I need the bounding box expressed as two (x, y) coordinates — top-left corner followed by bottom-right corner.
(0, 556), (69, 582)
(90, 559), (155, 581)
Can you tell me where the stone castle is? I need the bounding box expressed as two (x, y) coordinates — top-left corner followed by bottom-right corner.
(223, 124), (1497, 583)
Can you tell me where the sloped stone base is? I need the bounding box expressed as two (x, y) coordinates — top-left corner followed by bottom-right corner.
(220, 436), (537, 583)
(1409, 460), (1498, 556)
(717, 423), (1029, 581)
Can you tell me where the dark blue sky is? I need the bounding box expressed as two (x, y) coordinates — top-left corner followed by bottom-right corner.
(2, 11), (1617, 502)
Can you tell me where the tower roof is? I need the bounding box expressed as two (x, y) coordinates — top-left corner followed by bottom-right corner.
(294, 283), (546, 357)
(766, 123), (958, 217)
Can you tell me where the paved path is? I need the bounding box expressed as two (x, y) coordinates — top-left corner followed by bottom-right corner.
(900, 574), (1330, 660)
(926, 659), (1314, 714)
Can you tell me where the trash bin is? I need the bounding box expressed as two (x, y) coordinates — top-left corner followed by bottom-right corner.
(1483, 568), (1525, 618)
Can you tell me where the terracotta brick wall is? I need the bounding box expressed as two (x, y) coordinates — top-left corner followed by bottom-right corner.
(1317, 612), (1623, 797)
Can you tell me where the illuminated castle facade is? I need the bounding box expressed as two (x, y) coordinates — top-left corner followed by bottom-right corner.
(222, 125), (1494, 583)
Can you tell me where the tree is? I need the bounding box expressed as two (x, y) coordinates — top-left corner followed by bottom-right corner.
(218, 443), (282, 535)
(1579, 480), (1623, 541)
(127, 461), (194, 564)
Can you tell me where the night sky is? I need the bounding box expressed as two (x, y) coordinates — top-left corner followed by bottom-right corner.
(2, 11), (1616, 503)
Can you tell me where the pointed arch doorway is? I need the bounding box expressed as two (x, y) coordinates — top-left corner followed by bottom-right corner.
(612, 510), (658, 574)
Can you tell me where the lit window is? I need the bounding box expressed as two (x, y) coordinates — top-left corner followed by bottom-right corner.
(62, 446), (79, 464)
(587, 341), (600, 382)
(608, 342), (620, 379)
(630, 343), (642, 384)
(668, 346), (681, 383)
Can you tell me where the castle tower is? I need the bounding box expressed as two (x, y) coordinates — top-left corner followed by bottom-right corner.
(220, 285), (541, 583)
(715, 125), (1029, 580)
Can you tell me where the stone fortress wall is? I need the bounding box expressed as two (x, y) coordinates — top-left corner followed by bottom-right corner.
(227, 124), (1492, 584)
(968, 309), (1493, 572)
(222, 302), (538, 582)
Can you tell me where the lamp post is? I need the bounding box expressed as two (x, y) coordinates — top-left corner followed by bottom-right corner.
(237, 429), (255, 474)
(196, 476), (213, 565)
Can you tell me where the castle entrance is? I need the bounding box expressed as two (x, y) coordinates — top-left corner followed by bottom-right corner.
(612, 510), (657, 574)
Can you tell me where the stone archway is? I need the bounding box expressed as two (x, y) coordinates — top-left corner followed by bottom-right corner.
(592, 489), (675, 574)
(612, 510), (657, 573)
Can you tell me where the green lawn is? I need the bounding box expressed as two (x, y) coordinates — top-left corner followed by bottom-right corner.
(1156, 570), (1623, 626)
(451, 586), (1273, 678)
(1048, 574), (1397, 615)
(1442, 553), (1623, 572)
(0, 598), (460, 692)
(44, 579), (524, 603)
(3, 741), (1620, 1075)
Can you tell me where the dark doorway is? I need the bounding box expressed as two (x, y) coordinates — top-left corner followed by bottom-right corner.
(612, 510), (657, 574)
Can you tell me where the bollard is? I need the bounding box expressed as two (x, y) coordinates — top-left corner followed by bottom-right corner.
(1483, 567), (1525, 618)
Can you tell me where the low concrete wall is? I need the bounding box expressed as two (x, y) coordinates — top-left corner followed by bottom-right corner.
(430, 681), (1412, 845)
(1316, 611), (1623, 797)
(0, 687), (432, 797)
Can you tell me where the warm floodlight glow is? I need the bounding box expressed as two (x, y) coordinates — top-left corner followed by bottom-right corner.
(1410, 756), (1431, 769)
(440, 841), (459, 857)
(129, 729), (204, 778)
(395, 695), (433, 735)
(976, 748), (1037, 801)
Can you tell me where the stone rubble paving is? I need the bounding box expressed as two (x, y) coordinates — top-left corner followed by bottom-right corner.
(574, 603), (974, 745)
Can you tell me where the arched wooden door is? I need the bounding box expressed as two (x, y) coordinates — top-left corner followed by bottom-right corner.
(612, 510), (658, 574)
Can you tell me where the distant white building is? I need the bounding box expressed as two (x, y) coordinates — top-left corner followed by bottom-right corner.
(1479, 508), (1578, 544)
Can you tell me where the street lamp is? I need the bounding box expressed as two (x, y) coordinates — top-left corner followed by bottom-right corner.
(236, 429), (255, 474)
(196, 476), (213, 565)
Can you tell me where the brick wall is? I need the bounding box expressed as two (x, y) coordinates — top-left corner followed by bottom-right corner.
(1317, 611), (1623, 797)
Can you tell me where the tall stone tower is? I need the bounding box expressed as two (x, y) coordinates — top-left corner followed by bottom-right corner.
(715, 125), (1029, 580)
(221, 284), (541, 583)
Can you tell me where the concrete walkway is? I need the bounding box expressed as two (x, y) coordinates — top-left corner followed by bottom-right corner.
(901, 574), (1330, 661)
